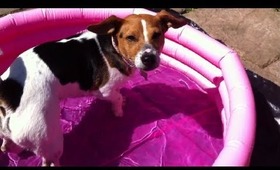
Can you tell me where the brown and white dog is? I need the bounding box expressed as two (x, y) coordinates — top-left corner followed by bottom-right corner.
(0, 10), (187, 166)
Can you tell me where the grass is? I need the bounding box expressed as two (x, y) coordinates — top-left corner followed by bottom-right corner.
(178, 8), (197, 14)
(0, 8), (30, 18)
(185, 8), (196, 13)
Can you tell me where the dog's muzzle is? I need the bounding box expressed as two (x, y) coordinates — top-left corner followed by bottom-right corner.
(138, 45), (160, 71)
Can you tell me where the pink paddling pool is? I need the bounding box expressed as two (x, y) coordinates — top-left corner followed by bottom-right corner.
(0, 8), (256, 166)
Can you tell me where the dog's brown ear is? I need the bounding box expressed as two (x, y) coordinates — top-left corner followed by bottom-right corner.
(87, 15), (123, 35)
(156, 10), (188, 32)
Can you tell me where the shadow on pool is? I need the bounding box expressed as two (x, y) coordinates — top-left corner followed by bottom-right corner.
(60, 83), (223, 166)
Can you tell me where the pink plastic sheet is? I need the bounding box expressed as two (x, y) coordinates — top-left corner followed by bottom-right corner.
(0, 8), (256, 166)
(0, 64), (223, 166)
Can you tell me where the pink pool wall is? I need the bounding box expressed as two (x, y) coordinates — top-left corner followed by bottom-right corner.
(0, 8), (256, 166)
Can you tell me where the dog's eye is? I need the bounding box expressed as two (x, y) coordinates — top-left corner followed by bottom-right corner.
(152, 32), (161, 40)
(126, 35), (137, 42)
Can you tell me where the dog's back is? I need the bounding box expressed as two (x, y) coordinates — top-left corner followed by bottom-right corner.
(0, 46), (64, 165)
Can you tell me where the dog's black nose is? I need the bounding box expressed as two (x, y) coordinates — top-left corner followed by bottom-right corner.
(140, 53), (159, 71)
(141, 53), (156, 67)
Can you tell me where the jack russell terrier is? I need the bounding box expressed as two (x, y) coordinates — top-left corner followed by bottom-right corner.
(0, 10), (187, 166)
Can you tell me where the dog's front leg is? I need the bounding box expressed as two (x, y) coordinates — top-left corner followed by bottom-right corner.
(99, 88), (124, 117)
(109, 90), (124, 117)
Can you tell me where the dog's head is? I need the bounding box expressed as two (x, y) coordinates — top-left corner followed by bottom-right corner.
(87, 10), (188, 71)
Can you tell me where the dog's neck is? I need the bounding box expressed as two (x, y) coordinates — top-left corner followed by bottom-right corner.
(111, 36), (120, 54)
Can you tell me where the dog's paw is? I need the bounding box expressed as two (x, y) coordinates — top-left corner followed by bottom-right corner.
(42, 158), (54, 167)
(1, 139), (11, 153)
(112, 94), (124, 117)
(122, 96), (127, 107)
(112, 104), (124, 117)
(113, 109), (123, 117)
(1, 138), (24, 154)
(1, 141), (7, 153)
